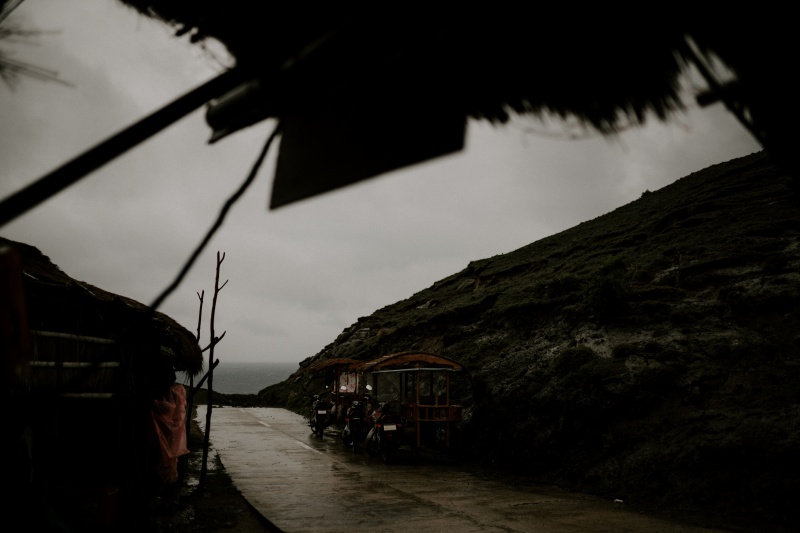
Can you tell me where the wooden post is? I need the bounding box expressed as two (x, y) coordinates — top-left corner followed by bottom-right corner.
(0, 245), (31, 481)
(445, 372), (451, 448)
(179, 291), (204, 486)
(186, 291), (204, 435)
(416, 371), (421, 449)
(0, 245), (30, 396)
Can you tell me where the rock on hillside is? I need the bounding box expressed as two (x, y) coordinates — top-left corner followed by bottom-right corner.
(259, 150), (800, 530)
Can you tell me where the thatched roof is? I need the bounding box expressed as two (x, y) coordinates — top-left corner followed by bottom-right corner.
(122, 7), (690, 126)
(0, 236), (203, 375)
(115, 4), (798, 207)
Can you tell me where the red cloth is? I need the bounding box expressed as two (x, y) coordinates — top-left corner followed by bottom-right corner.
(151, 383), (190, 484)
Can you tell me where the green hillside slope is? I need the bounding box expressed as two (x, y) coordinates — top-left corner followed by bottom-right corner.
(257, 150), (799, 530)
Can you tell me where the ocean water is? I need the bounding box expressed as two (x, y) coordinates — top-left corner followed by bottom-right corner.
(178, 360), (299, 395)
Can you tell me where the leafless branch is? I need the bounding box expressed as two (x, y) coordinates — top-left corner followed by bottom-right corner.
(201, 331), (226, 352)
(199, 248), (227, 490)
(191, 358), (220, 396)
(148, 125), (279, 312)
(195, 290), (204, 343)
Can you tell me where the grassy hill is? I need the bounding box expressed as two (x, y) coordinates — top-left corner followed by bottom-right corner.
(253, 150), (799, 530)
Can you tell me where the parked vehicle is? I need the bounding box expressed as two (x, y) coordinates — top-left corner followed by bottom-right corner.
(308, 394), (332, 438)
(365, 401), (404, 464)
(341, 397), (371, 452)
(307, 358), (361, 429)
(359, 352), (464, 457)
(310, 351), (467, 459)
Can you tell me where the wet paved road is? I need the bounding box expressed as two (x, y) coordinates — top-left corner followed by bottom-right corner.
(198, 406), (732, 533)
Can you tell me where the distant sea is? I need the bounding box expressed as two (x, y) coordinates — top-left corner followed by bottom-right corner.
(178, 360), (298, 395)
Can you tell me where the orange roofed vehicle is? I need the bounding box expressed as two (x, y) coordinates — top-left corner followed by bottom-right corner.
(311, 351), (467, 457)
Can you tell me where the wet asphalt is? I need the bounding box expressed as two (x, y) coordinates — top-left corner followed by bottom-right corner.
(197, 406), (732, 533)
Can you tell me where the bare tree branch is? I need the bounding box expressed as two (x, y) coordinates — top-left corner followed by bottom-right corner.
(199, 249), (227, 490)
(195, 290), (204, 344)
(201, 331), (226, 352)
(147, 125), (278, 312)
(191, 358), (221, 396)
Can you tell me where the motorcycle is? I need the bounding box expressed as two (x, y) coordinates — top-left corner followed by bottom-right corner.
(308, 393), (332, 439)
(365, 401), (404, 464)
(341, 396), (372, 453)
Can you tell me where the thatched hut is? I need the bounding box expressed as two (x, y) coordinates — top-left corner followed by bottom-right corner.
(0, 236), (203, 530)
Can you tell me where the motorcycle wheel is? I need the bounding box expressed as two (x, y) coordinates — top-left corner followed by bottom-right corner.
(375, 434), (392, 464)
(341, 428), (353, 448)
(381, 447), (393, 465)
(365, 434), (378, 457)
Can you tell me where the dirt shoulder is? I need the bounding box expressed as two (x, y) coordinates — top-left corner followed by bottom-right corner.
(147, 406), (279, 533)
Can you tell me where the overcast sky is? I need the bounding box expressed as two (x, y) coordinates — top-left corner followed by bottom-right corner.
(1, 1), (761, 364)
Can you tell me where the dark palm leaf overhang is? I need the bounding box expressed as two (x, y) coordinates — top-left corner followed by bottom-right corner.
(113, 4), (798, 204)
(2, 5), (796, 226)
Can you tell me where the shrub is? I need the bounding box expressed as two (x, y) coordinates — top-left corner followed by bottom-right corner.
(585, 256), (632, 321)
(612, 343), (638, 359)
(546, 273), (583, 297)
(552, 345), (597, 374)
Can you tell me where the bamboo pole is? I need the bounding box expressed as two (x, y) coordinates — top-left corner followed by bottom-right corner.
(0, 68), (247, 228)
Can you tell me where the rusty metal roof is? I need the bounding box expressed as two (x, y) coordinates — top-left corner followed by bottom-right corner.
(308, 357), (361, 373)
(353, 351), (463, 373)
(309, 352), (464, 375)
